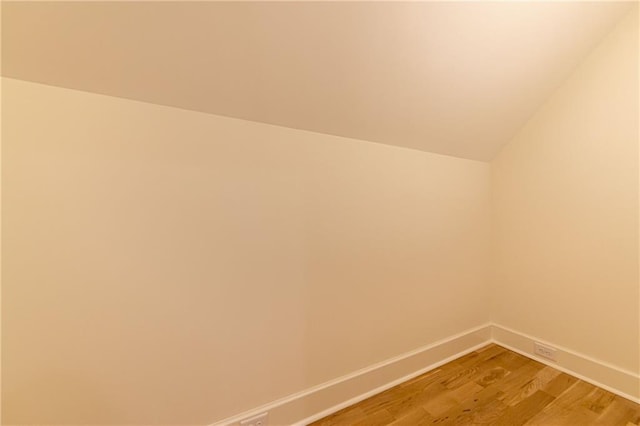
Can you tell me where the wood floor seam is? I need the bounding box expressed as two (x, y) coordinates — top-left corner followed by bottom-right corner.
(310, 344), (640, 426)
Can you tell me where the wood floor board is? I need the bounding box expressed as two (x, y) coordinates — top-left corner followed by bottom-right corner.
(422, 381), (485, 417)
(540, 372), (579, 398)
(595, 399), (640, 425)
(400, 368), (444, 390)
(583, 387), (617, 415)
(488, 350), (532, 372)
(429, 384), (505, 425)
(500, 366), (561, 407)
(524, 380), (599, 425)
(309, 344), (640, 426)
(491, 390), (555, 426)
(388, 407), (433, 426)
(352, 408), (394, 426)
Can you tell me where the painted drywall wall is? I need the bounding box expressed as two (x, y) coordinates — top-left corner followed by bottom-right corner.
(2, 78), (491, 425)
(492, 8), (639, 375)
(2, 2), (632, 162)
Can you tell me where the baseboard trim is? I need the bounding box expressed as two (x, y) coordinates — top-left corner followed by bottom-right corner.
(212, 322), (640, 425)
(210, 324), (492, 426)
(491, 323), (640, 404)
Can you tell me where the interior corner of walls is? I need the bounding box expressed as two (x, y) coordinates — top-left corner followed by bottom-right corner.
(211, 324), (493, 426)
(490, 324), (640, 403)
(4, 78), (496, 425)
(488, 0), (640, 405)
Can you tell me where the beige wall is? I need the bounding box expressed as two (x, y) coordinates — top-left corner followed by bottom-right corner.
(4, 7), (637, 424)
(2, 78), (491, 425)
(492, 8), (639, 374)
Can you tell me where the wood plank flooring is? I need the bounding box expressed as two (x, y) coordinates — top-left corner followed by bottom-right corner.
(310, 344), (640, 426)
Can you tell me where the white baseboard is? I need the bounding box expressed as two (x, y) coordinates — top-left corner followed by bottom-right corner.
(490, 323), (640, 404)
(212, 322), (640, 426)
(210, 324), (492, 426)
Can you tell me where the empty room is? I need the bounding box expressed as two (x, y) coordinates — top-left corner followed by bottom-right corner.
(1, 1), (639, 425)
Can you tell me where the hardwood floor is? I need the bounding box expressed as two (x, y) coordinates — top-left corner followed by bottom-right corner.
(309, 344), (640, 426)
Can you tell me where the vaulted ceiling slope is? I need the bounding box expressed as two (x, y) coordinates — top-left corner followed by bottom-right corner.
(2, 2), (632, 161)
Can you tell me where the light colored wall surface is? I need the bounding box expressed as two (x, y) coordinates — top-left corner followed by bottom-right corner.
(2, 2), (631, 161)
(491, 9), (639, 374)
(2, 78), (491, 425)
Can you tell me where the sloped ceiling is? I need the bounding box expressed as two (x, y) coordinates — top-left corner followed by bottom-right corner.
(1, 1), (632, 161)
